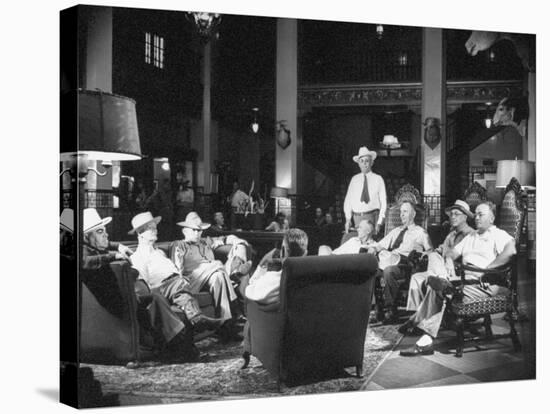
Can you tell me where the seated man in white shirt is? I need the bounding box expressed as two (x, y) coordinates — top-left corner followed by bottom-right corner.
(367, 201), (432, 323)
(318, 219), (375, 256)
(400, 201), (515, 356)
(241, 228), (309, 368)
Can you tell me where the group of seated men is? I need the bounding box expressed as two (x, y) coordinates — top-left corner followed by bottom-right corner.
(68, 208), (253, 362)
(61, 194), (516, 362)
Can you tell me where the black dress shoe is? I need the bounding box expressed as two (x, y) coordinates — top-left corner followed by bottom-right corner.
(399, 343), (435, 357)
(398, 320), (414, 334)
(241, 351), (250, 369)
(191, 314), (224, 333)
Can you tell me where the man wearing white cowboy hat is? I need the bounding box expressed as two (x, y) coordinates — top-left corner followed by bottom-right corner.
(128, 211), (224, 338)
(82, 208), (133, 270)
(366, 200), (432, 323)
(398, 200), (474, 337)
(344, 146), (387, 235)
(171, 212), (252, 328)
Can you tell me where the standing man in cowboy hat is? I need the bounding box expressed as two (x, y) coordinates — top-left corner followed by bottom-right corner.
(402, 200), (475, 324)
(344, 146), (387, 236)
(82, 208), (133, 270)
(127, 211), (224, 334)
(367, 200), (432, 323)
(171, 212), (251, 328)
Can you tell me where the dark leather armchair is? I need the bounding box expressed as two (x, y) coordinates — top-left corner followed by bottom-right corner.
(447, 178), (524, 357)
(247, 253), (378, 385)
(80, 241), (243, 365)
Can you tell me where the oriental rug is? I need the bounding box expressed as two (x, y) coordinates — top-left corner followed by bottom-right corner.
(82, 324), (402, 406)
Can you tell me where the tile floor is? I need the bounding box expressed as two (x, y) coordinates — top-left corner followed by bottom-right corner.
(362, 257), (536, 390)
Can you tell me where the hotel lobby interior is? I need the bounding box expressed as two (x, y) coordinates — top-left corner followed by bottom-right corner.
(58, 3), (538, 409)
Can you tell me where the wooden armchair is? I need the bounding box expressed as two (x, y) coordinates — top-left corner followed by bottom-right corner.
(447, 178), (524, 357)
(464, 181), (487, 214)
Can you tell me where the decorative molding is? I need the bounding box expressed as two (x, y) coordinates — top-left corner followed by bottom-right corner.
(299, 83), (423, 107)
(446, 80), (524, 104)
(297, 80), (524, 109)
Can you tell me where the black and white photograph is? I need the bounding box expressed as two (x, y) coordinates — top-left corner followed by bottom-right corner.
(4, 0), (548, 413)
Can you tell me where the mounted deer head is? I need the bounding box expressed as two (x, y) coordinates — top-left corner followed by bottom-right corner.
(465, 31), (535, 72)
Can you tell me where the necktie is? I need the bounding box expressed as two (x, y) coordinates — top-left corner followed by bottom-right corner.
(390, 227), (408, 251)
(360, 174), (370, 203)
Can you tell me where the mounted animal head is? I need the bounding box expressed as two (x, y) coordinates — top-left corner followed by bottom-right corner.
(465, 31), (535, 72)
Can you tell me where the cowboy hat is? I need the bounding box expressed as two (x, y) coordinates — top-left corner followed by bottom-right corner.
(128, 211), (162, 235)
(177, 211), (211, 230)
(353, 146), (377, 163)
(60, 208), (74, 234)
(378, 250), (401, 271)
(444, 200), (474, 219)
(83, 208), (112, 234)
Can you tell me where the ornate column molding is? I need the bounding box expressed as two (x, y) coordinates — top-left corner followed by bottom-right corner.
(446, 80), (524, 104)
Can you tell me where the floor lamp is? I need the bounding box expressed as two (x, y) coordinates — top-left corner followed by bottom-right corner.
(60, 89), (142, 389)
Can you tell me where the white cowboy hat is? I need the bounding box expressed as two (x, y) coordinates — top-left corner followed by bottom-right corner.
(60, 208), (74, 234)
(445, 199), (474, 219)
(378, 250), (401, 271)
(177, 211), (211, 230)
(352, 146), (377, 163)
(83, 208), (112, 234)
(128, 211), (162, 235)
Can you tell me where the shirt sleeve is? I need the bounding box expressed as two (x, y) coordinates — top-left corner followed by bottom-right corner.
(452, 235), (468, 257)
(494, 228), (514, 254)
(82, 252), (117, 270)
(245, 269), (281, 304)
(343, 175), (355, 221)
(377, 175), (387, 223)
(170, 241), (186, 273)
(422, 229), (433, 251)
(378, 229), (394, 250)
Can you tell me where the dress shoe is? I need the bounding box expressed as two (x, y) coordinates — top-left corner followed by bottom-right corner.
(382, 308), (399, 325)
(191, 314), (224, 333)
(399, 343), (435, 357)
(241, 351), (251, 369)
(398, 321), (424, 336)
(217, 322), (244, 343)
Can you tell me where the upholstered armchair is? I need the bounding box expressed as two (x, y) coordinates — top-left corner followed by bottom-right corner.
(447, 178), (524, 357)
(246, 253), (378, 385)
(464, 181), (487, 214)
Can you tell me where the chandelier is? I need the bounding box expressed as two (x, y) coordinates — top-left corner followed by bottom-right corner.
(187, 12), (222, 40)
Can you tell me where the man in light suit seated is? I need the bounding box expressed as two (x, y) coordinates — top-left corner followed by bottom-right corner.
(403, 200), (475, 322)
(318, 219), (375, 256)
(366, 201), (432, 323)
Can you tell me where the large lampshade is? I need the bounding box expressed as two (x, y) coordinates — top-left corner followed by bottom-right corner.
(270, 186), (289, 199)
(496, 160), (535, 189)
(61, 89), (142, 161)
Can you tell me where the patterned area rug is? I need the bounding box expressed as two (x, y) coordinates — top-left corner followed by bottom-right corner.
(83, 324), (401, 406)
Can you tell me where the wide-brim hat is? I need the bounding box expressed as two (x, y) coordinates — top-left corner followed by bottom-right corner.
(445, 200), (474, 219)
(177, 211), (211, 230)
(128, 211), (162, 235)
(378, 250), (401, 271)
(83, 208), (112, 234)
(353, 146), (377, 163)
(60, 208), (74, 234)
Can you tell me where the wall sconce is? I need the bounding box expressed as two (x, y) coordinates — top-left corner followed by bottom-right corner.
(398, 52), (408, 66)
(276, 120), (291, 149)
(376, 24), (384, 39)
(251, 107), (259, 134)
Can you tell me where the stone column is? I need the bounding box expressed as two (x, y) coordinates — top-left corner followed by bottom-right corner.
(202, 42), (213, 194)
(421, 28), (446, 217)
(275, 18), (299, 224)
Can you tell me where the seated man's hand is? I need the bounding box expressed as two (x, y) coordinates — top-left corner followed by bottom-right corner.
(118, 243), (133, 259)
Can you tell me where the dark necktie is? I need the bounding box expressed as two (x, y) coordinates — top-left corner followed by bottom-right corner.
(360, 174), (370, 203)
(390, 227), (408, 251)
